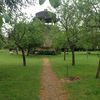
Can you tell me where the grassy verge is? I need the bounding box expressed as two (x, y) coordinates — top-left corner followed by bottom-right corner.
(0, 50), (42, 100)
(49, 52), (100, 100)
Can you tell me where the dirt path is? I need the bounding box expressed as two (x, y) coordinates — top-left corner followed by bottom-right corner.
(40, 57), (67, 100)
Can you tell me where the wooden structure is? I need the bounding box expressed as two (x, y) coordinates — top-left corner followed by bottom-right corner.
(35, 9), (59, 55)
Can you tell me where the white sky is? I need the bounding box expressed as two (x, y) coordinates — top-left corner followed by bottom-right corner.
(2, 0), (57, 35)
(21, 0), (56, 20)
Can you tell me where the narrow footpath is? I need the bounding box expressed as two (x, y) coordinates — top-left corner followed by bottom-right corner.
(40, 57), (67, 100)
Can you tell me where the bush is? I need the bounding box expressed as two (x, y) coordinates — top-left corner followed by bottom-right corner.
(38, 50), (56, 55)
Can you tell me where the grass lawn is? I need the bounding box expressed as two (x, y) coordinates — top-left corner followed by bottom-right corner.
(49, 52), (100, 100)
(0, 50), (42, 100)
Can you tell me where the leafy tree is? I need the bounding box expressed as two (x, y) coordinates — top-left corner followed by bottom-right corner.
(3, 0), (36, 10)
(26, 18), (45, 56)
(50, 25), (65, 49)
(2, 0), (45, 66)
(49, 24), (67, 57)
(73, 0), (100, 78)
(57, 0), (81, 65)
(8, 18), (45, 66)
(10, 21), (28, 66)
(57, 0), (100, 65)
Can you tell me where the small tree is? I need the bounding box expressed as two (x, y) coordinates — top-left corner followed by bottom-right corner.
(26, 19), (45, 56)
(9, 18), (45, 66)
(11, 21), (28, 66)
(57, 0), (81, 65)
(50, 25), (68, 59)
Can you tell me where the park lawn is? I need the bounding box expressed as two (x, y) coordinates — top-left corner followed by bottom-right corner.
(0, 50), (42, 100)
(49, 52), (100, 100)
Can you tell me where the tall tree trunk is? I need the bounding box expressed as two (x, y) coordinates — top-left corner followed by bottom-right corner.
(21, 49), (26, 66)
(72, 47), (75, 66)
(64, 48), (66, 61)
(96, 59), (100, 79)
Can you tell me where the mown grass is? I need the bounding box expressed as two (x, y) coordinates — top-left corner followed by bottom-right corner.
(0, 50), (42, 100)
(49, 52), (100, 100)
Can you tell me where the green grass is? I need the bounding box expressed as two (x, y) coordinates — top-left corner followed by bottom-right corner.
(0, 50), (100, 100)
(0, 50), (42, 100)
(49, 52), (100, 100)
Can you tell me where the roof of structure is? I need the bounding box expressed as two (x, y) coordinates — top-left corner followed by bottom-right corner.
(36, 10), (58, 23)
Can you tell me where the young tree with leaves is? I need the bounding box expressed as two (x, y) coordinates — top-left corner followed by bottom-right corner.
(26, 18), (45, 56)
(57, 0), (81, 65)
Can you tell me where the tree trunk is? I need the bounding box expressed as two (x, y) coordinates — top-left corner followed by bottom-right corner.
(21, 49), (26, 66)
(72, 47), (75, 66)
(64, 49), (66, 61)
(96, 59), (100, 79)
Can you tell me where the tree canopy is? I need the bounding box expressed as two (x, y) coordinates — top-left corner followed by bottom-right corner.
(39, 0), (61, 8)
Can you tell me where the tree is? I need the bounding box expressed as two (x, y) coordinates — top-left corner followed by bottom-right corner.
(8, 18), (45, 66)
(10, 21), (28, 66)
(57, 0), (100, 65)
(76, 0), (100, 51)
(3, 0), (36, 10)
(57, 0), (81, 65)
(2, 0), (46, 66)
(74, 0), (100, 78)
(26, 18), (45, 56)
(49, 24), (68, 59)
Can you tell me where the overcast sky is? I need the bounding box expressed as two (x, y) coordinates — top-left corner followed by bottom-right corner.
(2, 0), (57, 34)
(21, 0), (56, 20)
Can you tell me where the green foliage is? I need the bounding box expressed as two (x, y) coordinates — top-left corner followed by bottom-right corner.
(49, 0), (61, 8)
(12, 21), (28, 49)
(4, 0), (23, 10)
(0, 0), (3, 13)
(57, 0), (100, 51)
(9, 18), (45, 51)
(37, 50), (56, 55)
(3, 13), (11, 23)
(0, 34), (5, 49)
(77, 31), (93, 50)
(0, 15), (2, 28)
(39, 0), (61, 8)
(0, 39), (4, 49)
(6, 39), (17, 49)
(27, 19), (45, 48)
(39, 0), (46, 5)
(50, 25), (67, 49)
(58, 0), (80, 49)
